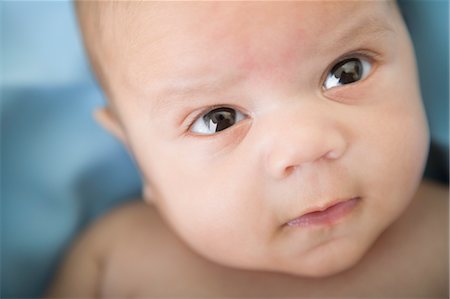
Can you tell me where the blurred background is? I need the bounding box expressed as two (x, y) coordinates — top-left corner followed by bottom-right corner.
(1, 1), (448, 298)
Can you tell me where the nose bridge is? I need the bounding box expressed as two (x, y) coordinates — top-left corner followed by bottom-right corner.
(260, 102), (348, 179)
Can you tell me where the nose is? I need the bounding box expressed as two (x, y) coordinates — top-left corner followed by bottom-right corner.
(263, 107), (348, 179)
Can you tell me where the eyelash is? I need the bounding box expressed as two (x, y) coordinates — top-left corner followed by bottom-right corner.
(320, 50), (379, 90)
(184, 104), (248, 135)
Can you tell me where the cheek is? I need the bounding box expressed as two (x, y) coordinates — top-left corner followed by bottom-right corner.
(353, 25), (430, 221)
(141, 147), (245, 233)
(140, 143), (270, 266)
(358, 93), (429, 220)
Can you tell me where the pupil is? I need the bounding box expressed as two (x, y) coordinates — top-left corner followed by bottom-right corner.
(332, 58), (362, 85)
(204, 107), (236, 132)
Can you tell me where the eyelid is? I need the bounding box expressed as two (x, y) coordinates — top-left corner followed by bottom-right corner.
(183, 104), (250, 136)
(319, 49), (381, 90)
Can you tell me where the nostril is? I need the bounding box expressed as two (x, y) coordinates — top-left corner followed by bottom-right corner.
(264, 128), (347, 179)
(285, 165), (297, 176)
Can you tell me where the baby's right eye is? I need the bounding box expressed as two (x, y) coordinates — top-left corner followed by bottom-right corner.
(190, 107), (246, 135)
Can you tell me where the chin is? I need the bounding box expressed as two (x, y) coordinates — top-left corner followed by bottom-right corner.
(281, 258), (360, 279)
(286, 259), (358, 278)
(277, 241), (369, 279)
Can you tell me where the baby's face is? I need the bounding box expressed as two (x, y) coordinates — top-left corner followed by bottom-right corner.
(98, 1), (429, 277)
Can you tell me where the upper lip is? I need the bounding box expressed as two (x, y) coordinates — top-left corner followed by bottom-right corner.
(286, 196), (360, 223)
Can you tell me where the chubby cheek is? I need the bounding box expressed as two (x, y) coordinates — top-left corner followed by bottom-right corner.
(360, 92), (429, 226)
(139, 142), (262, 264)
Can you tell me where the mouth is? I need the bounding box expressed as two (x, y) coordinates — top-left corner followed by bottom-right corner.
(286, 197), (361, 228)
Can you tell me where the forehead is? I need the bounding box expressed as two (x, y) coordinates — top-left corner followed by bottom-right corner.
(106, 1), (395, 96)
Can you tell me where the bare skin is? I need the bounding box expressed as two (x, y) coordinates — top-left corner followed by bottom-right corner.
(46, 179), (448, 298)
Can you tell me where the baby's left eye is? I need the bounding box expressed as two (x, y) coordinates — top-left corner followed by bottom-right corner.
(190, 107), (246, 135)
(323, 57), (372, 90)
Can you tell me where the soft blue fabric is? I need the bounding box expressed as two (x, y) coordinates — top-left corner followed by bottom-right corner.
(1, 1), (448, 298)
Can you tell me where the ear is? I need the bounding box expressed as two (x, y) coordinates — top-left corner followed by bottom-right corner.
(94, 107), (127, 144)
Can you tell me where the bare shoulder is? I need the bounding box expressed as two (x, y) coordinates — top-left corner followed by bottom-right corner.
(417, 178), (449, 200)
(395, 179), (449, 293)
(91, 199), (160, 238)
(413, 179), (448, 225)
(82, 200), (171, 261)
(45, 200), (158, 297)
(398, 179), (448, 258)
(65, 200), (158, 254)
(395, 179), (449, 237)
(415, 179), (448, 260)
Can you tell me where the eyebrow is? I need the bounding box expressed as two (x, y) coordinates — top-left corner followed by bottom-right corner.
(148, 16), (395, 114)
(148, 72), (244, 115)
(326, 15), (395, 50)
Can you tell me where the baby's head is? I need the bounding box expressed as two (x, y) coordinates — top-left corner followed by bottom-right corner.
(76, 1), (429, 277)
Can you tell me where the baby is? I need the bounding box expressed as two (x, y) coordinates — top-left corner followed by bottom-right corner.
(46, 1), (448, 297)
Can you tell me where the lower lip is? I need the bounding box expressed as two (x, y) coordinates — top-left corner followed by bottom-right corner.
(286, 197), (361, 227)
